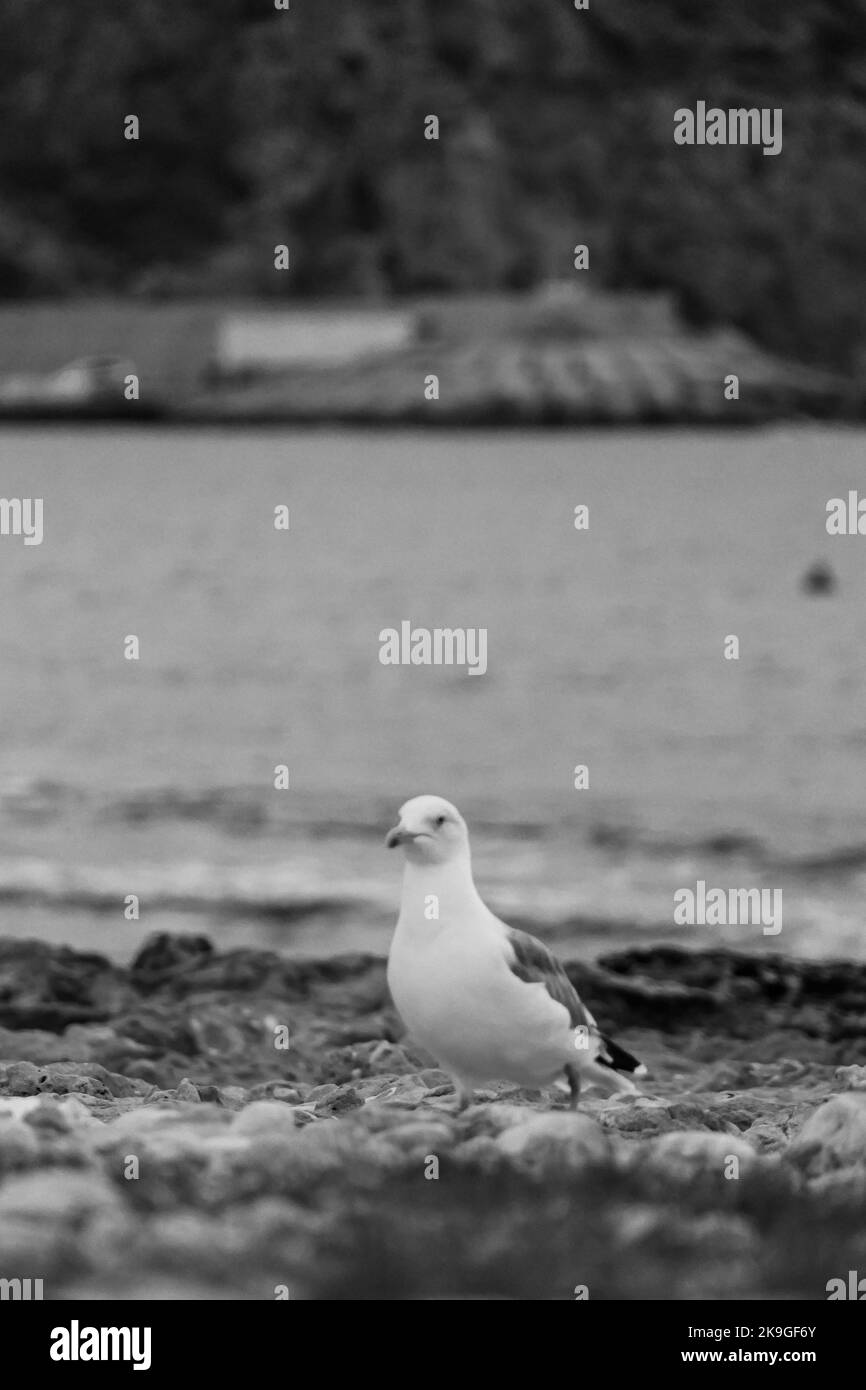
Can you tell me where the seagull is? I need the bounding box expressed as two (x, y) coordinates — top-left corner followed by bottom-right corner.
(385, 794), (646, 1110)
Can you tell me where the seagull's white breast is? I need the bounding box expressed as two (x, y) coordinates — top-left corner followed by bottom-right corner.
(387, 898), (574, 1088)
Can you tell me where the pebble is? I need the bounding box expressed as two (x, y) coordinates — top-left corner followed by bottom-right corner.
(495, 1112), (613, 1171)
(787, 1093), (866, 1178)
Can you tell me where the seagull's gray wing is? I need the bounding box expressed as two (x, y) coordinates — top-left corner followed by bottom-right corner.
(504, 927), (595, 1030)
(504, 927), (645, 1076)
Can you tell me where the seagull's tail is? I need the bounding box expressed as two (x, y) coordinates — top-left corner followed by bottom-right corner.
(562, 1030), (647, 1097)
(597, 1032), (647, 1080)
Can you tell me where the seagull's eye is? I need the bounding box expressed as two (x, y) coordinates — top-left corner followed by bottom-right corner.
(434, 815), (446, 827)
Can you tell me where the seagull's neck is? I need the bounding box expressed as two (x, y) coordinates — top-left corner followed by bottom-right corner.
(399, 852), (484, 924)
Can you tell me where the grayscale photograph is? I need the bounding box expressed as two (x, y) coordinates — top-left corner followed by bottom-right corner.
(0, 0), (864, 1336)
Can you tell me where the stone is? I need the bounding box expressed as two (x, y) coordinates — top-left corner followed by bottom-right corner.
(835, 1065), (866, 1092)
(0, 1169), (122, 1223)
(366, 1041), (417, 1073)
(232, 1101), (301, 1138)
(495, 1113), (612, 1171)
(787, 1094), (866, 1178)
(0, 1114), (40, 1167)
(0, 1061), (41, 1094)
(639, 1130), (763, 1181)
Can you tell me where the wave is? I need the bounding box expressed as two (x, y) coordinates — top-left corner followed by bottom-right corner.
(0, 859), (391, 919)
(2, 780), (866, 884)
(0, 780), (549, 837)
(0, 856), (666, 939)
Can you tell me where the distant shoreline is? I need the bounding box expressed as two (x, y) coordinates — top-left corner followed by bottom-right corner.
(0, 291), (855, 426)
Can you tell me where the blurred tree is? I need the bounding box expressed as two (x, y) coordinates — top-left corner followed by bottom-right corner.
(0, 0), (865, 366)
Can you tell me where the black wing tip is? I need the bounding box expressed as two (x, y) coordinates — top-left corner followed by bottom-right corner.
(599, 1033), (646, 1076)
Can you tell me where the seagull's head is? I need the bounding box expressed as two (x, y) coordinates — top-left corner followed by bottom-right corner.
(385, 795), (469, 866)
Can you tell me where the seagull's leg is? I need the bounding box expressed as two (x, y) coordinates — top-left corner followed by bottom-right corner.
(565, 1064), (581, 1112)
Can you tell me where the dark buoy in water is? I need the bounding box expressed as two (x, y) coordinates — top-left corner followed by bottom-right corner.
(802, 561), (837, 595)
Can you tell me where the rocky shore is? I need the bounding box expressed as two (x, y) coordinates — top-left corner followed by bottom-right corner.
(1, 934), (865, 1300)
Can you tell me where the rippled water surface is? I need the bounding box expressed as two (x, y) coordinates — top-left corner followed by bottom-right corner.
(1, 424), (864, 959)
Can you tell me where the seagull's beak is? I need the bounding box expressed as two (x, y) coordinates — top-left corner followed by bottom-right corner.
(385, 823), (414, 849)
